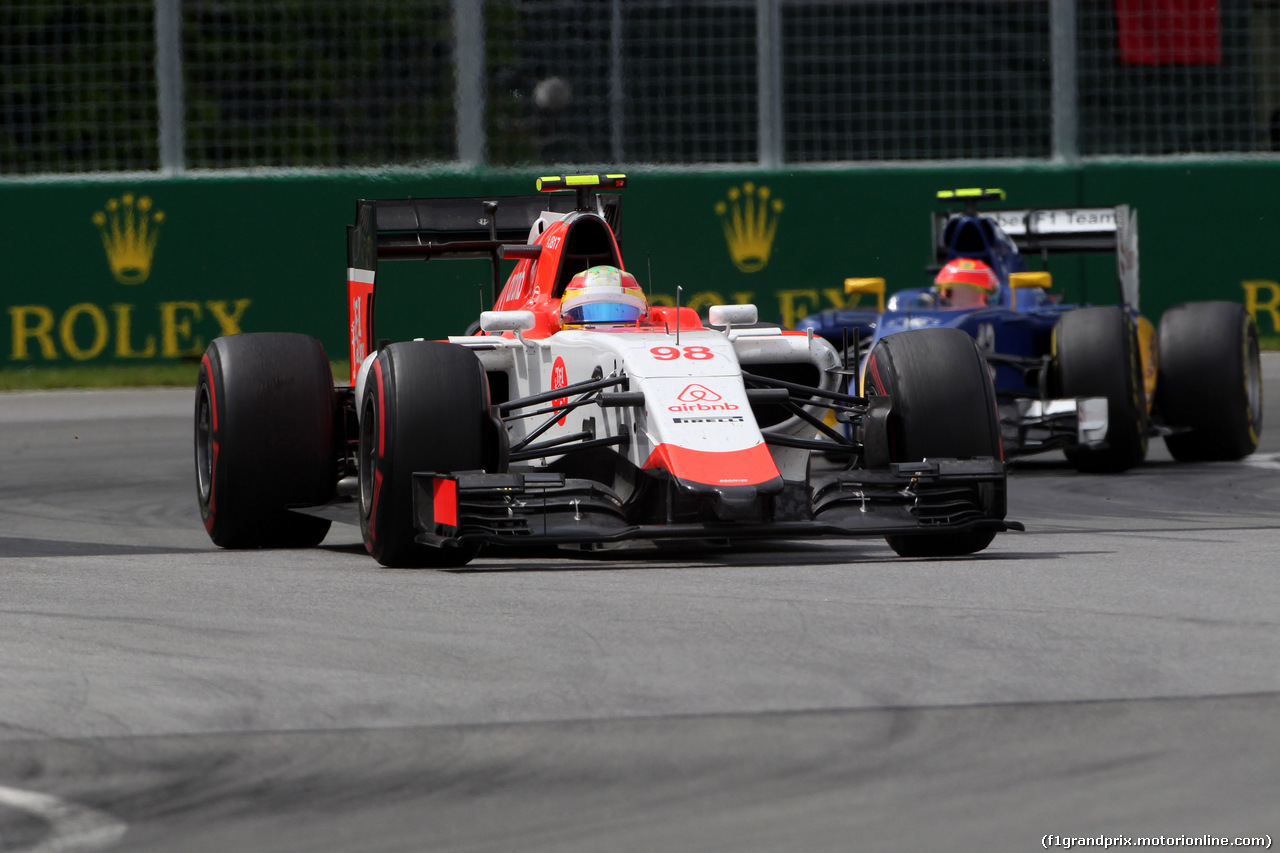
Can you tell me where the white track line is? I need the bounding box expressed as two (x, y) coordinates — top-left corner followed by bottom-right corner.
(0, 786), (126, 852)
(1240, 452), (1280, 469)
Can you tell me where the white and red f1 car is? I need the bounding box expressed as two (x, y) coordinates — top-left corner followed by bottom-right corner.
(196, 175), (1021, 566)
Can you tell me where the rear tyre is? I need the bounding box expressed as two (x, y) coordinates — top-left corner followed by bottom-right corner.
(1155, 301), (1261, 461)
(359, 341), (496, 568)
(196, 333), (336, 548)
(1055, 306), (1149, 473)
(865, 328), (1004, 558)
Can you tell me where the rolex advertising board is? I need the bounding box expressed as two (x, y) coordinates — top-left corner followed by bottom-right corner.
(8, 191), (252, 362)
(4, 182), (280, 366)
(2, 162), (1278, 372)
(0, 175), (501, 370)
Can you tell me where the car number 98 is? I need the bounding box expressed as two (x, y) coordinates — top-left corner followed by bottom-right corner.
(650, 346), (715, 360)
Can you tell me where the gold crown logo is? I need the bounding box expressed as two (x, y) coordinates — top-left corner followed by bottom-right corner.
(715, 182), (783, 274)
(92, 193), (164, 285)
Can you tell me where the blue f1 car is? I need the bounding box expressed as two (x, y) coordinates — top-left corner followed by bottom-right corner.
(798, 189), (1262, 472)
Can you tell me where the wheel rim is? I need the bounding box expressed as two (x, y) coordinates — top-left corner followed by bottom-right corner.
(1245, 325), (1262, 427)
(196, 384), (213, 503)
(359, 396), (377, 518)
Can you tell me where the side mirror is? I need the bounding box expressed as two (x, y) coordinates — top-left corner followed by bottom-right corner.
(1009, 271), (1052, 289)
(844, 277), (886, 311)
(479, 310), (536, 333)
(708, 304), (758, 327)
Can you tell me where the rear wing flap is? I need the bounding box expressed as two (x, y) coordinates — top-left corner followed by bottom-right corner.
(932, 204), (1139, 308)
(349, 193), (622, 268)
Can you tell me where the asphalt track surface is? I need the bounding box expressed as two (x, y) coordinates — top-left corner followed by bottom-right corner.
(2, 358), (1278, 852)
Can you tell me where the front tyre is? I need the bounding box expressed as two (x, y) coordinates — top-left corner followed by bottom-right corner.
(864, 328), (1005, 558)
(359, 341), (496, 568)
(1054, 306), (1149, 474)
(1155, 301), (1261, 461)
(196, 333), (336, 548)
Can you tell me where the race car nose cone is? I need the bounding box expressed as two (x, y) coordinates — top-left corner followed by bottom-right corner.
(711, 485), (764, 521)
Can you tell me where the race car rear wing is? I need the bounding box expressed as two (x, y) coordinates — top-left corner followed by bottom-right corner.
(931, 204), (1139, 309)
(345, 185), (622, 384)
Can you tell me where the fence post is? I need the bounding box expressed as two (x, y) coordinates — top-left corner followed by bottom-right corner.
(454, 0), (486, 168)
(610, 0), (625, 163)
(154, 0), (186, 173)
(1050, 0), (1079, 163)
(757, 0), (783, 169)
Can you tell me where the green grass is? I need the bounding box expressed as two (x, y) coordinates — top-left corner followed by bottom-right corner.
(0, 362), (201, 391)
(0, 362), (351, 391)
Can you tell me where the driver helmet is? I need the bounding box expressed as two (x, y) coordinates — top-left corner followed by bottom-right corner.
(560, 265), (647, 326)
(934, 258), (997, 309)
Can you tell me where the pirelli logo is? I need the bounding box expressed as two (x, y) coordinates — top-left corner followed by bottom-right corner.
(673, 416), (745, 424)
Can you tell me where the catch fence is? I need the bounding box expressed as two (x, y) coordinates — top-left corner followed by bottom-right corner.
(2, 0), (1276, 176)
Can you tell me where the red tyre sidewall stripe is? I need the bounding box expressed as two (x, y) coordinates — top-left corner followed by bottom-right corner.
(365, 357), (387, 545)
(201, 352), (220, 532)
(865, 352), (886, 395)
(863, 351), (897, 459)
(375, 357), (386, 457)
(202, 353), (219, 432)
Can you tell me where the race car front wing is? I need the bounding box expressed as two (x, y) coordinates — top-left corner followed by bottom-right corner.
(410, 460), (1022, 550)
(999, 396), (1108, 456)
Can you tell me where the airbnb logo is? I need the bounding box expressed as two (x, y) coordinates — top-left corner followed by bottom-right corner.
(678, 384), (721, 402)
(670, 384), (738, 412)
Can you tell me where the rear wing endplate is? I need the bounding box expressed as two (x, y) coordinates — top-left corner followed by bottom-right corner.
(932, 205), (1139, 308)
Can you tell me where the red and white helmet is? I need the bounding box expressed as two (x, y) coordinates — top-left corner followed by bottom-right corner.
(560, 265), (647, 327)
(934, 258), (997, 308)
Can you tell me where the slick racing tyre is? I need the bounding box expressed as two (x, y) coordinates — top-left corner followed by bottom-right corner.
(1155, 300), (1262, 461)
(359, 341), (498, 568)
(196, 333), (337, 548)
(1054, 305), (1149, 474)
(865, 327), (1005, 558)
